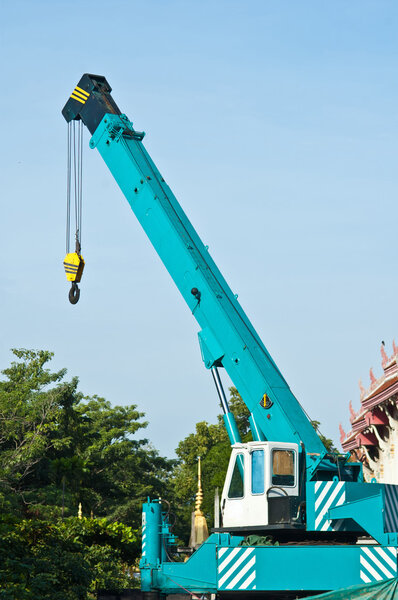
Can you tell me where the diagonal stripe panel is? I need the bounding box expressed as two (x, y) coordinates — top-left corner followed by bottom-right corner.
(375, 547), (397, 571)
(319, 487), (345, 531)
(70, 94), (86, 104)
(315, 481), (332, 512)
(315, 482), (341, 523)
(360, 556), (383, 582)
(315, 482), (345, 530)
(219, 548), (254, 587)
(72, 90), (89, 101)
(226, 556), (256, 590)
(218, 547), (241, 574)
(359, 546), (398, 583)
(360, 571), (371, 583)
(75, 85), (90, 97)
(363, 547), (395, 579)
(385, 486), (398, 532)
(314, 481), (322, 493)
(142, 525), (146, 556)
(239, 570), (256, 590)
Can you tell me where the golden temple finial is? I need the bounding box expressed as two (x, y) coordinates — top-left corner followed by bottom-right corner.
(78, 502), (82, 519)
(190, 456), (209, 548)
(195, 456), (204, 513)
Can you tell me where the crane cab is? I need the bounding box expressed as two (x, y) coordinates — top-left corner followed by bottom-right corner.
(221, 441), (301, 531)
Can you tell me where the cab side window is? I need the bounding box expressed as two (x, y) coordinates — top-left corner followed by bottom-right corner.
(228, 454), (244, 498)
(251, 449), (264, 494)
(272, 450), (295, 487)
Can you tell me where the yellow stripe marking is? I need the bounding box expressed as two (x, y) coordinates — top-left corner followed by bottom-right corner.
(75, 85), (90, 97)
(70, 93), (85, 104)
(72, 89), (89, 101)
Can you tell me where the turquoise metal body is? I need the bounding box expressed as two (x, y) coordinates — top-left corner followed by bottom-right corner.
(306, 481), (398, 545)
(140, 481), (398, 594)
(140, 506), (398, 595)
(223, 413), (241, 445)
(63, 78), (398, 596)
(156, 541), (398, 593)
(88, 112), (325, 457)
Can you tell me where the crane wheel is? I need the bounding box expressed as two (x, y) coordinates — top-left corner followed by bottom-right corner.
(69, 282), (80, 304)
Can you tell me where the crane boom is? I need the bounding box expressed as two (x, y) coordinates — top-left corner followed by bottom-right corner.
(62, 73), (325, 456)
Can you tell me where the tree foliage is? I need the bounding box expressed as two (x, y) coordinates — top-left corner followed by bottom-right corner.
(0, 515), (138, 599)
(0, 349), (64, 497)
(0, 348), (172, 525)
(310, 420), (338, 453)
(0, 349), (173, 598)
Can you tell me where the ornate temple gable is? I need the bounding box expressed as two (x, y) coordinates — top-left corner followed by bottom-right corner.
(340, 341), (398, 484)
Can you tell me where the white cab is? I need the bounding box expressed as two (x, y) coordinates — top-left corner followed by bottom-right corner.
(221, 441), (299, 528)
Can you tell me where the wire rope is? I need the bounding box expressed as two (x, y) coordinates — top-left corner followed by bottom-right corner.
(78, 120), (83, 250)
(73, 121), (78, 249)
(66, 120), (83, 255)
(66, 122), (72, 253)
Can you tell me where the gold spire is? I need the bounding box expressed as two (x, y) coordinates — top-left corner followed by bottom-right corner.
(78, 502), (82, 519)
(190, 456), (209, 548)
(195, 456), (204, 513)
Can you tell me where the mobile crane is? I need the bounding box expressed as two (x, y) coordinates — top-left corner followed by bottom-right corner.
(62, 75), (398, 599)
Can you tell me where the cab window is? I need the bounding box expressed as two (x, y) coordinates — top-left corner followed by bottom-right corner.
(228, 454), (244, 498)
(272, 449), (295, 487)
(251, 449), (264, 494)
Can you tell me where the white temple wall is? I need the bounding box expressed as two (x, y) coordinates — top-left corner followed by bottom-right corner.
(361, 416), (398, 484)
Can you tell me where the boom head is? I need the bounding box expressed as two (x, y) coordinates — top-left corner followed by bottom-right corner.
(62, 74), (121, 135)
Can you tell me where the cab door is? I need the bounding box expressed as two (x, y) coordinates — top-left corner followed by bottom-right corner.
(266, 443), (299, 525)
(221, 443), (270, 528)
(221, 448), (249, 528)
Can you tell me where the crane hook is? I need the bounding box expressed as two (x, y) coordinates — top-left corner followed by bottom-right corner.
(68, 282), (80, 304)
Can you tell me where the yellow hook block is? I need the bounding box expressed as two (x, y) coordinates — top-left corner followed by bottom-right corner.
(63, 252), (85, 283)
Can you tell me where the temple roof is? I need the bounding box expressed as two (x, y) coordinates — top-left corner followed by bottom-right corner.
(340, 341), (398, 452)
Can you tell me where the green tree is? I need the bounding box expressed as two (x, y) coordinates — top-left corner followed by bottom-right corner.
(0, 515), (139, 599)
(311, 420), (338, 453)
(0, 348), (174, 595)
(0, 349), (173, 528)
(228, 386), (251, 440)
(0, 349), (66, 504)
(0, 516), (91, 600)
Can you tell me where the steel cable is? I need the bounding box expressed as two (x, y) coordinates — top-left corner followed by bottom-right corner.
(66, 121), (83, 254)
(66, 122), (72, 253)
(73, 121), (78, 250)
(78, 120), (83, 249)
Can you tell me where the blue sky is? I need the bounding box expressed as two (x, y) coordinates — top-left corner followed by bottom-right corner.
(1, 1), (397, 456)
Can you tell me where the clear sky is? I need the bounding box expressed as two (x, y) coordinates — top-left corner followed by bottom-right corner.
(1, 0), (397, 457)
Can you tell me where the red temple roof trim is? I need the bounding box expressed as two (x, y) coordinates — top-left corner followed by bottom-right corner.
(341, 341), (398, 453)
